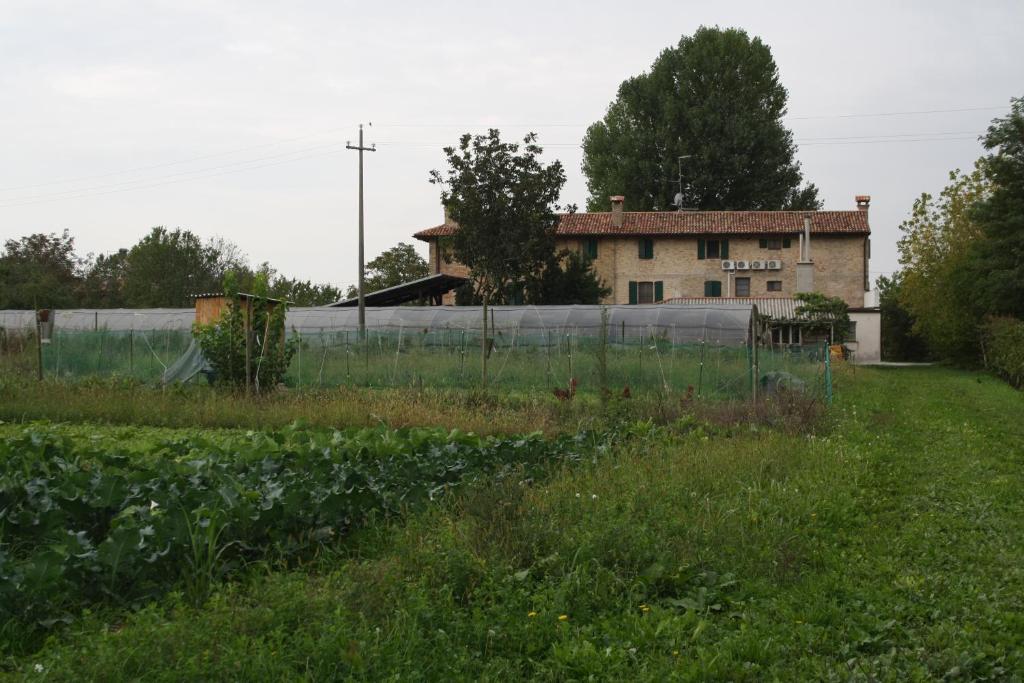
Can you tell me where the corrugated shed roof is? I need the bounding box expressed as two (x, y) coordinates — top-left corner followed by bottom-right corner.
(414, 210), (869, 240)
(661, 297), (835, 321)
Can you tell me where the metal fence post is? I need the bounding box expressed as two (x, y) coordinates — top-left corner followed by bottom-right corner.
(824, 340), (833, 405)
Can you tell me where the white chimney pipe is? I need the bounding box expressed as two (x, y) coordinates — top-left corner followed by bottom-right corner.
(803, 215), (812, 261)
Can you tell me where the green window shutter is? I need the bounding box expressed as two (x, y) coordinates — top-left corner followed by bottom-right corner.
(628, 281), (638, 305)
(721, 239), (729, 259)
(638, 238), (653, 259)
(712, 281), (722, 297)
(697, 239), (706, 260)
(759, 238), (768, 249)
(703, 281), (713, 297)
(783, 237), (791, 249)
(654, 281), (664, 302)
(585, 238), (598, 259)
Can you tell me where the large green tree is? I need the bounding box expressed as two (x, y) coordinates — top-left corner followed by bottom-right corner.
(121, 227), (224, 307)
(896, 163), (990, 361)
(582, 26), (820, 212)
(961, 96), (1024, 318)
(430, 130), (566, 305)
(79, 249), (129, 308)
(345, 242), (429, 299)
(0, 231), (81, 309)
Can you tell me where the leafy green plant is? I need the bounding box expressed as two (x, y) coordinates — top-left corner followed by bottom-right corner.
(193, 272), (296, 391)
(0, 421), (597, 653)
(981, 315), (1024, 387)
(794, 292), (851, 342)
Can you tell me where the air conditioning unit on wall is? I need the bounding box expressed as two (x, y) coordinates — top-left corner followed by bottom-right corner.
(767, 259), (782, 270)
(721, 260), (735, 270)
(735, 260), (750, 270)
(750, 260), (765, 270)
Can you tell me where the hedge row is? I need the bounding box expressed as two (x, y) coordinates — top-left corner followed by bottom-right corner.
(982, 316), (1024, 388)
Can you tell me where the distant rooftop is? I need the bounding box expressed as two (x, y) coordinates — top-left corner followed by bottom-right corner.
(415, 209), (869, 240)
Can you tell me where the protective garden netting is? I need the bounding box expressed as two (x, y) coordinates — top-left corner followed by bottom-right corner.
(1, 305), (831, 401)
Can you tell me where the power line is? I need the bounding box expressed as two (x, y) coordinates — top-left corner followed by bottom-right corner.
(800, 136), (979, 146)
(0, 133), (987, 208)
(788, 105), (1008, 120)
(0, 146), (352, 209)
(0, 127), (351, 193)
(371, 105), (1010, 128)
(3, 139), (352, 203)
(1, 104), (1005, 200)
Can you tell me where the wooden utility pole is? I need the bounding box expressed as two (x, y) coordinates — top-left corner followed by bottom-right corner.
(346, 124), (376, 340)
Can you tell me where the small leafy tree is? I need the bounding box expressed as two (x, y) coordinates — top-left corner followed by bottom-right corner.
(344, 242), (429, 299)
(193, 272), (296, 391)
(794, 292), (851, 342)
(527, 251), (611, 304)
(429, 129), (568, 306)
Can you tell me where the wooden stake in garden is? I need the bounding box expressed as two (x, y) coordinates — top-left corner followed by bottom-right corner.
(481, 295), (489, 389)
(35, 310), (43, 382)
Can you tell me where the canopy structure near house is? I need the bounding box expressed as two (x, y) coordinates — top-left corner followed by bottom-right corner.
(661, 297), (834, 322)
(329, 273), (469, 308)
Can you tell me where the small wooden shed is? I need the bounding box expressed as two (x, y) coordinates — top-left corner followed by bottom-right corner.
(193, 292), (286, 326)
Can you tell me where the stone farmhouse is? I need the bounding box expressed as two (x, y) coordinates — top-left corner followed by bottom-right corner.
(413, 195), (881, 360)
(414, 195), (872, 308)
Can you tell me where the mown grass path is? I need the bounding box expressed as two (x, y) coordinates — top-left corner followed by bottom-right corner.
(10, 367), (1024, 681)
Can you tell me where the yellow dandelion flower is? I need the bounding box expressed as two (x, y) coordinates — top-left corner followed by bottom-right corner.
(672, 650), (679, 657)
(558, 614), (569, 621)
(527, 611), (538, 618)
(640, 604), (651, 613)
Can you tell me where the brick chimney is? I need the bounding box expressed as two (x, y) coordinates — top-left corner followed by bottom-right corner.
(855, 195), (871, 211)
(610, 195), (625, 228)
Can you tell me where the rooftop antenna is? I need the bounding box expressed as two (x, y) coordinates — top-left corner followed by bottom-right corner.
(674, 154), (693, 210)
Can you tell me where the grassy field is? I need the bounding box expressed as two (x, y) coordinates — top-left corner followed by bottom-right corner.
(1, 366), (1022, 680)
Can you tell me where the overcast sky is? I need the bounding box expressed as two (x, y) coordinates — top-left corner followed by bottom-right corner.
(1, 0), (1021, 291)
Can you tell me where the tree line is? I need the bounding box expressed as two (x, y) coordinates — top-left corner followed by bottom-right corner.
(881, 97), (1024, 384)
(0, 227), (353, 309)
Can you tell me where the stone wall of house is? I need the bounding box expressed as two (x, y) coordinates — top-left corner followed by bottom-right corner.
(429, 233), (868, 308)
(556, 235), (868, 308)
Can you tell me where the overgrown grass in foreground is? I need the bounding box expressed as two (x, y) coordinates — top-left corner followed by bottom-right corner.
(0, 372), (822, 435)
(7, 367), (1023, 680)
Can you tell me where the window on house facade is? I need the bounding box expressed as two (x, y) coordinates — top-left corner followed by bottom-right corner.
(735, 277), (751, 297)
(697, 238), (729, 260)
(771, 325), (802, 345)
(583, 238), (598, 259)
(767, 280), (783, 292)
(759, 238), (793, 249)
(703, 280), (722, 297)
(638, 238), (654, 259)
(848, 321), (857, 341)
(628, 280), (664, 304)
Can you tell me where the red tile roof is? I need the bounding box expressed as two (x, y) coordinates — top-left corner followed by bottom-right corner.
(414, 210), (869, 240)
